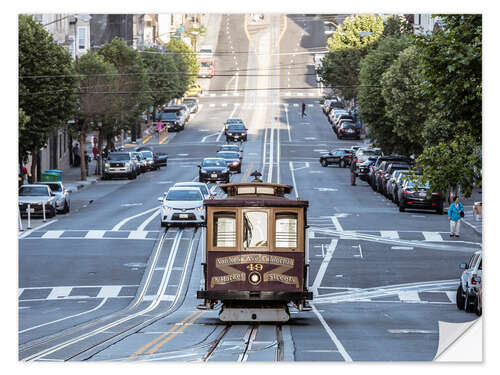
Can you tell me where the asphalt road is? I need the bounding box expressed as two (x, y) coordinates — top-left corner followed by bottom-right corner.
(18, 14), (481, 362)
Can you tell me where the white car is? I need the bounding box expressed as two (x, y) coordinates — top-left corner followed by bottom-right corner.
(159, 187), (205, 227)
(456, 251), (482, 313)
(173, 182), (212, 200)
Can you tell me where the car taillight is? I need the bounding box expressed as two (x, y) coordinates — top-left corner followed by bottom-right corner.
(348, 155), (352, 158)
(404, 190), (414, 195)
(471, 276), (479, 285)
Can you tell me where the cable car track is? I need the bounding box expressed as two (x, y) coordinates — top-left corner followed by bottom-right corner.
(20, 226), (201, 361)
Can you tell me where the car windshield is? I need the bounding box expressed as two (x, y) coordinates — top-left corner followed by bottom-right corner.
(20, 186), (49, 196)
(359, 149), (381, 156)
(406, 181), (430, 189)
(200, 49), (212, 54)
(226, 119), (243, 124)
(37, 183), (62, 192)
(217, 152), (239, 159)
(227, 125), (246, 131)
(200, 61), (213, 67)
(108, 153), (130, 161)
(184, 101), (195, 107)
(341, 123), (356, 128)
(141, 151), (153, 158)
(202, 159), (226, 167)
(166, 190), (203, 201)
(160, 112), (178, 120)
(220, 146), (239, 152)
(177, 184), (209, 196)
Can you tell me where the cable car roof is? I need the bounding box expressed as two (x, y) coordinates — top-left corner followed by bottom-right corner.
(219, 182), (293, 198)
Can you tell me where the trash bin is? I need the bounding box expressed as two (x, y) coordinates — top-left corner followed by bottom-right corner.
(41, 172), (59, 182)
(43, 169), (62, 181)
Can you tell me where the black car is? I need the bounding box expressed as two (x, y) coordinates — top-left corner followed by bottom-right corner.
(218, 144), (243, 159)
(225, 123), (247, 142)
(319, 149), (354, 168)
(357, 157), (377, 181)
(198, 158), (231, 183)
(216, 151), (242, 173)
(159, 111), (184, 132)
(337, 122), (360, 140)
(398, 180), (444, 214)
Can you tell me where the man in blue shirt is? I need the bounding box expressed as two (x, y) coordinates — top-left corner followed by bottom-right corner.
(448, 196), (465, 237)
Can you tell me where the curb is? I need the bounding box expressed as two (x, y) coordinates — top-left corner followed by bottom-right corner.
(66, 178), (98, 193)
(461, 219), (482, 236)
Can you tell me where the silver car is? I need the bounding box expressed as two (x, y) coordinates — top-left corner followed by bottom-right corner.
(19, 184), (57, 218)
(158, 187), (205, 227)
(456, 251), (482, 313)
(35, 182), (70, 213)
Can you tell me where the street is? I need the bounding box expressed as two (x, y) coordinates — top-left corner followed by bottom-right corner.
(18, 14), (481, 362)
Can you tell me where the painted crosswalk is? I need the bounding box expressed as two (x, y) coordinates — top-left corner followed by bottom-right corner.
(199, 91), (320, 98)
(19, 285), (139, 302)
(309, 228), (449, 242)
(20, 229), (161, 240)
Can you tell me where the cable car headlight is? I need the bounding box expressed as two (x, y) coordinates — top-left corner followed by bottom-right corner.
(232, 161), (239, 166)
(249, 272), (262, 285)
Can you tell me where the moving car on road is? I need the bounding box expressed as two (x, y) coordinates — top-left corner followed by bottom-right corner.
(159, 111), (184, 132)
(19, 184), (57, 218)
(103, 152), (137, 180)
(319, 149), (354, 168)
(158, 187), (205, 228)
(131, 151), (147, 174)
(185, 83), (203, 97)
(456, 251), (482, 313)
(174, 182), (212, 200)
(35, 182), (70, 213)
(183, 98), (199, 113)
(140, 150), (160, 171)
(356, 157), (377, 181)
(225, 123), (247, 142)
(216, 151), (242, 173)
(397, 180), (444, 214)
(218, 144), (243, 159)
(198, 158), (231, 184)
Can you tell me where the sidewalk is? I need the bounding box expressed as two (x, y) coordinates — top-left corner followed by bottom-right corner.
(444, 187), (483, 236)
(62, 159), (99, 193)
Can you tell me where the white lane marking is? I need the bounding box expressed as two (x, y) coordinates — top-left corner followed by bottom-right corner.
(388, 329), (437, 334)
(19, 219), (57, 239)
(41, 230), (65, 239)
(423, 231), (443, 241)
(380, 231), (399, 239)
(289, 162), (299, 199)
(128, 231), (148, 239)
(137, 209), (160, 231)
(85, 230), (106, 239)
(201, 132), (220, 143)
(398, 291), (421, 302)
(311, 239), (338, 296)
(112, 206), (159, 231)
(47, 287), (72, 300)
(19, 289), (24, 297)
(391, 246), (414, 250)
(142, 295), (175, 301)
(330, 216), (343, 232)
(445, 291), (456, 304)
(96, 286), (122, 298)
(120, 203), (143, 207)
(19, 298), (108, 334)
(283, 104), (292, 142)
(311, 304), (352, 362)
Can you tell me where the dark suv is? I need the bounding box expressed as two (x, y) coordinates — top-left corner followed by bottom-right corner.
(160, 110), (184, 131)
(225, 124), (247, 142)
(319, 149), (354, 168)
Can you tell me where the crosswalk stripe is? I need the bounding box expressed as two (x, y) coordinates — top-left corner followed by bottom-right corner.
(398, 291), (421, 302)
(41, 230), (65, 239)
(422, 231), (443, 241)
(85, 230), (106, 239)
(380, 231), (399, 239)
(96, 286), (122, 298)
(47, 286), (72, 300)
(128, 231), (148, 239)
(19, 289), (24, 297)
(445, 291), (456, 304)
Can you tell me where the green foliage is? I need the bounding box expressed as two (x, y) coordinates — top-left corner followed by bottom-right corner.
(18, 15), (78, 158)
(382, 14), (413, 37)
(380, 45), (427, 155)
(164, 39), (198, 97)
(357, 36), (411, 154)
(319, 14), (383, 101)
(19, 108), (30, 132)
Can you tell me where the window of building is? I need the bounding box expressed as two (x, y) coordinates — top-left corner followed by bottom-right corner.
(243, 211), (268, 249)
(213, 212), (236, 247)
(275, 213), (298, 248)
(77, 27), (86, 50)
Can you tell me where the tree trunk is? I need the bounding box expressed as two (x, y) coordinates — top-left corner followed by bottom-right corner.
(29, 150), (37, 184)
(97, 128), (103, 175)
(79, 124), (87, 181)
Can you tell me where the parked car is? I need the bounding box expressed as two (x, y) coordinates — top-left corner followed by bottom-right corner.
(139, 150), (160, 171)
(325, 100), (345, 116)
(159, 111), (184, 132)
(225, 123), (247, 142)
(334, 118), (357, 135)
(185, 83), (203, 97)
(337, 122), (360, 140)
(391, 171), (412, 204)
(35, 182), (70, 213)
(198, 158), (231, 183)
(333, 114), (354, 132)
(178, 104), (191, 122)
(456, 251), (482, 313)
(19, 184), (57, 218)
(397, 180), (444, 214)
(173, 182), (212, 200)
(103, 152), (137, 180)
(218, 144), (243, 159)
(183, 98), (199, 113)
(473, 276), (482, 316)
(156, 152), (168, 167)
(131, 151), (147, 173)
(386, 170), (409, 202)
(356, 157), (377, 181)
(158, 187), (205, 228)
(322, 99), (335, 114)
(369, 155), (412, 190)
(328, 109), (348, 125)
(319, 149), (354, 168)
(380, 163), (411, 196)
(216, 151), (242, 173)
(355, 148), (383, 164)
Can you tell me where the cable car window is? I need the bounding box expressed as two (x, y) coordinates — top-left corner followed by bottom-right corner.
(275, 213), (298, 248)
(243, 211), (268, 248)
(256, 187), (275, 195)
(237, 187), (255, 194)
(213, 212), (236, 247)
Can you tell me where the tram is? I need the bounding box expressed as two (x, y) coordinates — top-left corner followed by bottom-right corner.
(197, 172), (313, 322)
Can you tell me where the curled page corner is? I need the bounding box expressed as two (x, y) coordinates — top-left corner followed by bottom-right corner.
(434, 318), (482, 361)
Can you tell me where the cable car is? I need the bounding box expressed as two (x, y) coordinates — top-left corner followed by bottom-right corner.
(197, 171), (312, 322)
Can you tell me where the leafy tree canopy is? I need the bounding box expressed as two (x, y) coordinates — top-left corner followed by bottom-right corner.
(164, 39), (198, 98)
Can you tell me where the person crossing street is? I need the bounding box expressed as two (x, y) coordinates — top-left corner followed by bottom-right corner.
(350, 157), (357, 186)
(301, 102), (307, 118)
(448, 196), (465, 237)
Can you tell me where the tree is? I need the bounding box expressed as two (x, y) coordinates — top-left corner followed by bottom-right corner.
(164, 39), (198, 98)
(357, 36), (411, 154)
(74, 52), (117, 180)
(19, 15), (78, 181)
(414, 15), (482, 196)
(319, 14), (384, 100)
(380, 45), (427, 156)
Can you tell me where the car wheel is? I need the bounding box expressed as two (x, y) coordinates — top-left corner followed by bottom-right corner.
(436, 206), (444, 214)
(456, 286), (465, 310)
(161, 221), (167, 228)
(339, 160), (345, 168)
(399, 204), (405, 212)
(475, 297), (482, 316)
(321, 159), (328, 167)
(47, 207), (56, 218)
(464, 292), (475, 313)
(63, 201), (70, 214)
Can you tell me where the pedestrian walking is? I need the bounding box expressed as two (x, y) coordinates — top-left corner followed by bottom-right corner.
(350, 157), (357, 186)
(84, 150), (90, 177)
(92, 145), (98, 160)
(448, 196), (465, 237)
(301, 102), (307, 118)
(73, 143), (80, 167)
